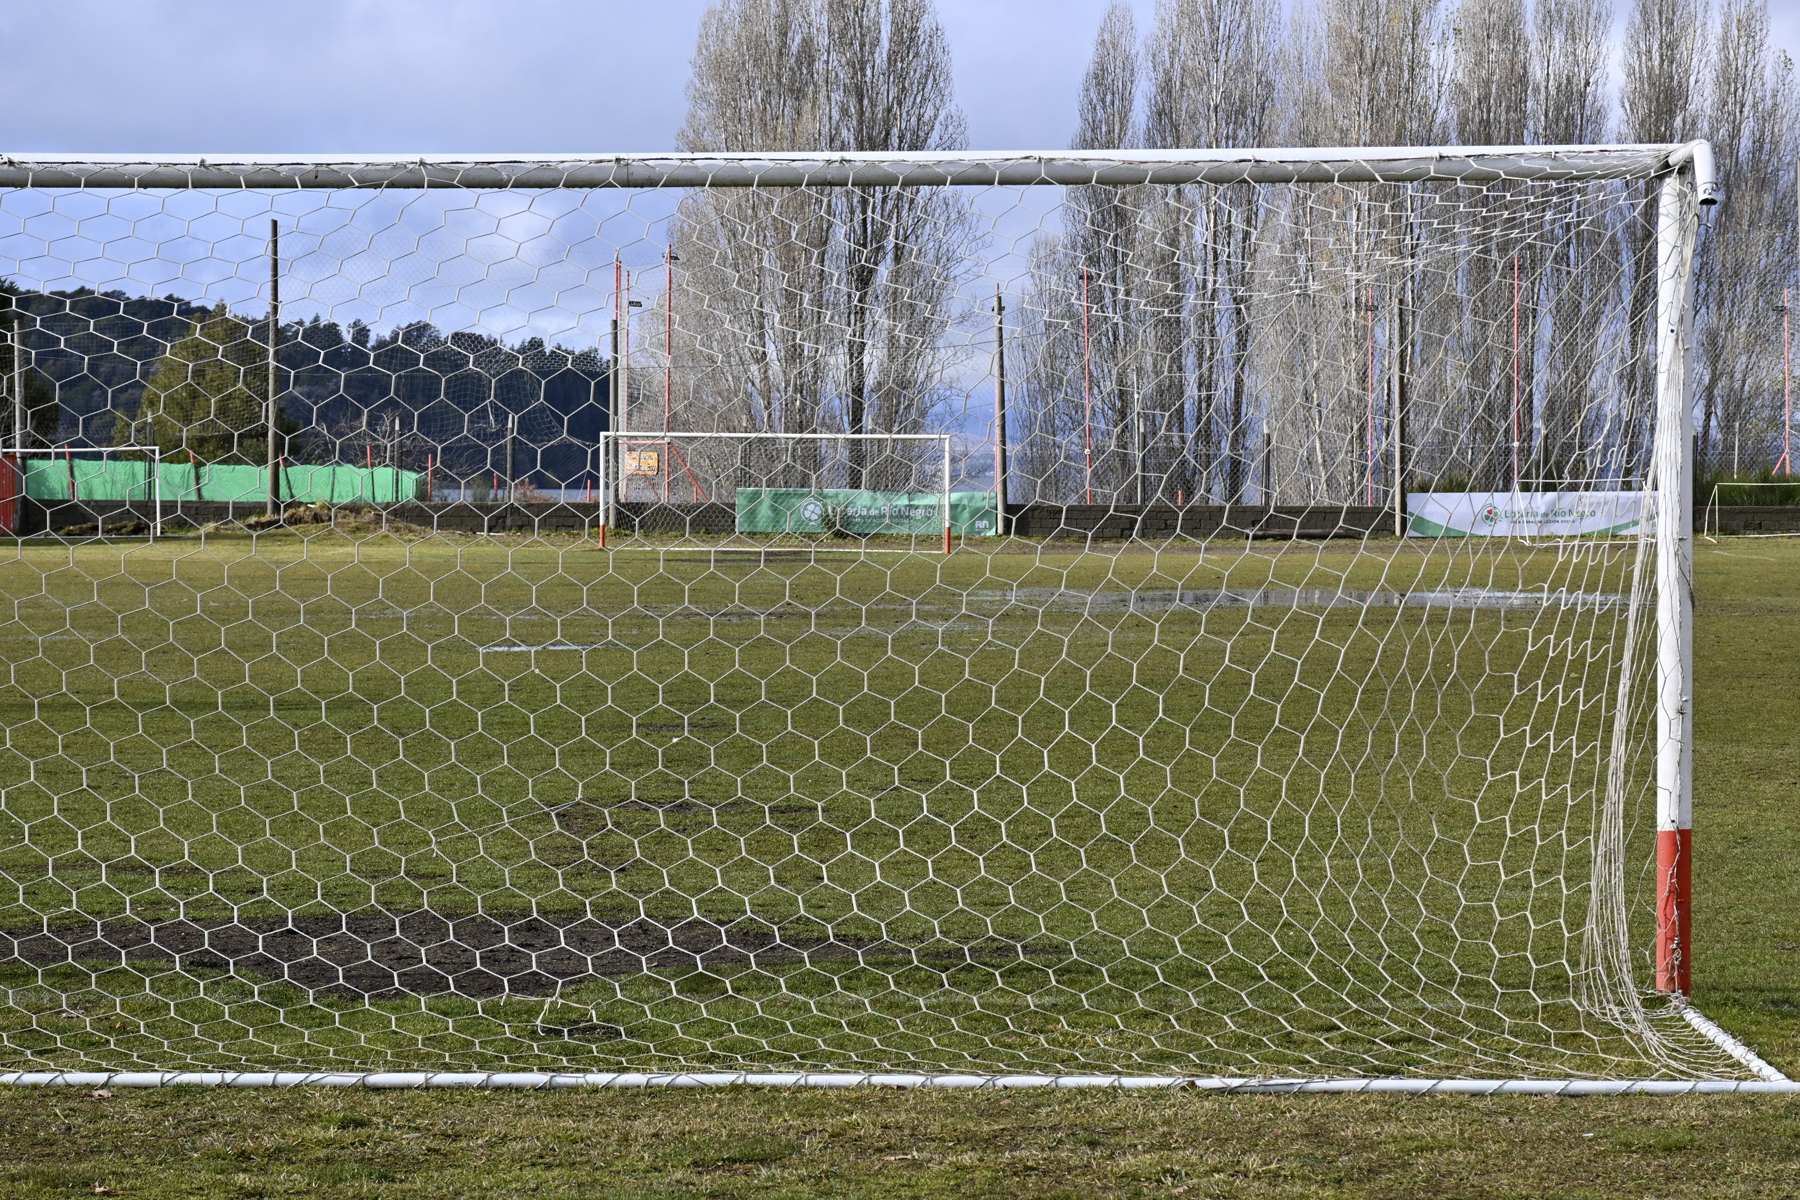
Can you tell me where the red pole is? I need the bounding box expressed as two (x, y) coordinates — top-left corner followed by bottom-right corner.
(1082, 267), (1092, 505)
(67, 447), (75, 501)
(1656, 826), (1694, 994)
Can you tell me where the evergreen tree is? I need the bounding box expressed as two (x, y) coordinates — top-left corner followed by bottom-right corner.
(117, 303), (283, 463)
(1, 282), (63, 447)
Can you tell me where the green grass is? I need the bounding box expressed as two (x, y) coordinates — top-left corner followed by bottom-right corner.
(0, 526), (1783, 1080)
(0, 1085), (1795, 1198)
(1, 530), (1798, 1199)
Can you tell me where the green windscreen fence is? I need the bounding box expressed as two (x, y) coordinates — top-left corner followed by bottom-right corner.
(736, 488), (998, 536)
(19, 458), (424, 504)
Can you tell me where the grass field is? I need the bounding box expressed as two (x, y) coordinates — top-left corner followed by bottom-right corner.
(0, 525), (1782, 1086)
(0, 529), (1796, 1197)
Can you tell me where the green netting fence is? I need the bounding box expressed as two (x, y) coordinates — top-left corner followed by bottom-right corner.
(18, 458), (424, 504)
(737, 488), (998, 536)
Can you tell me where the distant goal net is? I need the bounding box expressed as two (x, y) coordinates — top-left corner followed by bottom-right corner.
(0, 147), (1773, 1088)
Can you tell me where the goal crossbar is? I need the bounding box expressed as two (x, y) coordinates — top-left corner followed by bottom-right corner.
(0, 142), (1718, 194)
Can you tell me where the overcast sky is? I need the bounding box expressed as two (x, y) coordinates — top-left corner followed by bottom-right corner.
(0, 0), (1145, 155)
(3, 0), (1796, 155)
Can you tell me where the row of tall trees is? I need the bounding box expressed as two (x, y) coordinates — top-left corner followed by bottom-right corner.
(661, 0), (1796, 505)
(656, 0), (975, 488)
(1008, 0), (1799, 503)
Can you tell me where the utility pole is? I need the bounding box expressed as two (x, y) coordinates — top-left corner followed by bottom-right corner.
(993, 287), (1007, 536)
(267, 219), (282, 519)
(505, 413), (517, 504)
(1394, 190), (1415, 537)
(664, 249), (678, 502)
(10, 293), (23, 452)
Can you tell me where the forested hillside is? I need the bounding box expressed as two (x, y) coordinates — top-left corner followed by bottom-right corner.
(3, 287), (609, 488)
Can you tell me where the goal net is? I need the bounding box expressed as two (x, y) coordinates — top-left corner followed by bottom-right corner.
(0, 148), (1759, 1085)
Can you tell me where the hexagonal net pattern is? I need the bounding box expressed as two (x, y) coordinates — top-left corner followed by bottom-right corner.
(0, 150), (1744, 1081)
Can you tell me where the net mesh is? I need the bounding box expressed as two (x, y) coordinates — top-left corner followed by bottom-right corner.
(0, 153), (1742, 1079)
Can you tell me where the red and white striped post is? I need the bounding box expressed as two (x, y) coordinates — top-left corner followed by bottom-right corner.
(1653, 163), (1701, 995)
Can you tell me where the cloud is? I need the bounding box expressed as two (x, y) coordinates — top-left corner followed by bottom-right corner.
(0, 0), (1155, 154)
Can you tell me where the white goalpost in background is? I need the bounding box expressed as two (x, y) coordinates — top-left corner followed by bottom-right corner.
(0, 145), (1789, 1092)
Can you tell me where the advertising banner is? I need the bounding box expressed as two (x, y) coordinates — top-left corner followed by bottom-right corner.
(737, 488), (998, 536)
(1406, 491), (1650, 537)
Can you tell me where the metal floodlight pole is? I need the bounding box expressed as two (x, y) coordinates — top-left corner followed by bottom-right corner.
(1653, 164), (1700, 996)
(602, 314), (618, 547)
(9, 295), (22, 452)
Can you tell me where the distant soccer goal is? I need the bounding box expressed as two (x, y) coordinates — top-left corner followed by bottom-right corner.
(598, 431), (970, 551)
(0, 146), (1783, 1092)
(0, 445), (165, 538)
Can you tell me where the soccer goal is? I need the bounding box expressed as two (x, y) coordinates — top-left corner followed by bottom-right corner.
(597, 431), (963, 551)
(0, 445), (166, 538)
(0, 146), (1785, 1092)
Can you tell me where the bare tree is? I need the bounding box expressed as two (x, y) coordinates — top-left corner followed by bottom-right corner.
(824, 0), (970, 485)
(671, 0), (974, 488)
(1618, 0), (1710, 482)
(1144, 0), (1279, 501)
(1451, 0), (1532, 488)
(1694, 0), (1799, 475)
(1531, 0), (1614, 486)
(676, 0), (835, 451)
(1260, 0), (1444, 503)
(1016, 5), (1143, 504)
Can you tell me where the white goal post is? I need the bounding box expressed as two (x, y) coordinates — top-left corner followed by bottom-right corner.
(0, 144), (1786, 1092)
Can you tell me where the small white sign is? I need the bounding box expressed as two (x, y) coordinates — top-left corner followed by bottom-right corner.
(1407, 491), (1651, 537)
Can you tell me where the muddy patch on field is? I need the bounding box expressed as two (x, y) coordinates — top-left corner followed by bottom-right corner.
(0, 914), (1053, 999)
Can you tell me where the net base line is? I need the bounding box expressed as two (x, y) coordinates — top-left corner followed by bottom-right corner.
(4, 1072), (1794, 1094)
(1680, 1005), (1792, 1082)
